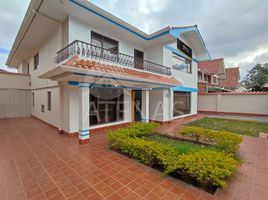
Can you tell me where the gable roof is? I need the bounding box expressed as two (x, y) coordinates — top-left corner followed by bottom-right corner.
(218, 67), (240, 89)
(198, 58), (225, 75)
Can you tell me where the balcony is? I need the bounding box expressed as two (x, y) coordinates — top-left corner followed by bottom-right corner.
(55, 40), (171, 76)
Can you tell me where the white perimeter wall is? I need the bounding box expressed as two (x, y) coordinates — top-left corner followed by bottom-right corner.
(0, 73), (30, 90)
(198, 93), (268, 116)
(0, 73), (31, 119)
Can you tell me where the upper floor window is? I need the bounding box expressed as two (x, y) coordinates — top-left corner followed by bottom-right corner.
(47, 91), (52, 111)
(172, 53), (192, 74)
(198, 72), (202, 80)
(91, 31), (118, 54)
(34, 53), (39, 70)
(213, 76), (217, 84)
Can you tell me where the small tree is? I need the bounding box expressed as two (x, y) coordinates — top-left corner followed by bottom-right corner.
(242, 64), (268, 91)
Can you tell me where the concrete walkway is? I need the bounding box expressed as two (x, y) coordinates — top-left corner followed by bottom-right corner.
(0, 117), (267, 200)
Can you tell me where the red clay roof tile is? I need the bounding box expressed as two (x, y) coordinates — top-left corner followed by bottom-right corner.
(64, 56), (181, 86)
(198, 58), (225, 75)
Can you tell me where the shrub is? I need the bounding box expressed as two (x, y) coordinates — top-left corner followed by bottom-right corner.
(127, 122), (159, 138)
(108, 122), (239, 190)
(115, 137), (179, 167)
(165, 150), (238, 188)
(179, 126), (242, 154)
(108, 122), (159, 140)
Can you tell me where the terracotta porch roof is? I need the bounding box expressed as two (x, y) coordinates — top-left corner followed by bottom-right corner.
(64, 56), (181, 86)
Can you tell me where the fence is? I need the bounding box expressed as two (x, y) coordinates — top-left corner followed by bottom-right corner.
(0, 72), (31, 119)
(198, 92), (268, 117)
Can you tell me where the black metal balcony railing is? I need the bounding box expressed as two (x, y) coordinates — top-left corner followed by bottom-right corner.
(55, 40), (171, 76)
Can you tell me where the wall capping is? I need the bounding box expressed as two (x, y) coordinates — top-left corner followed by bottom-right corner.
(198, 111), (268, 117)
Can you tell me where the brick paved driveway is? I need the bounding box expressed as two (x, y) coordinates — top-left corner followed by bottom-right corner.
(0, 118), (267, 200)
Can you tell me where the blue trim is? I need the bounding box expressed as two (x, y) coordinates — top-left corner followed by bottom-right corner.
(69, 0), (169, 41)
(169, 27), (211, 59)
(79, 129), (90, 132)
(69, 81), (145, 90)
(72, 72), (178, 88)
(172, 86), (198, 93)
(68, 81), (79, 86)
(79, 133), (89, 137)
(69, 0), (211, 59)
(165, 45), (199, 63)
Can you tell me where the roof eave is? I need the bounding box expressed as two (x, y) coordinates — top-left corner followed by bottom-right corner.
(6, 0), (44, 67)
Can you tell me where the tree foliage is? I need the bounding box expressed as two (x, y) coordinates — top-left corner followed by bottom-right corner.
(242, 64), (268, 91)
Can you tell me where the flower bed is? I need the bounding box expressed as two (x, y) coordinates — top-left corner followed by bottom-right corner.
(107, 122), (241, 193)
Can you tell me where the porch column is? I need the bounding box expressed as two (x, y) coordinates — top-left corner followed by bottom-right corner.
(78, 83), (90, 144)
(141, 90), (149, 122)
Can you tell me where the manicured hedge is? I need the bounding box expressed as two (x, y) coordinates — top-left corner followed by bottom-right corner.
(179, 126), (243, 154)
(108, 122), (239, 189)
(165, 150), (237, 188)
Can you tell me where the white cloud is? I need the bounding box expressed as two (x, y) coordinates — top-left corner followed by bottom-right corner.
(1, 0), (268, 78)
(0, 0), (30, 70)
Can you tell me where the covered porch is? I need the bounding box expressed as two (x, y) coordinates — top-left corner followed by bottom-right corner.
(40, 56), (181, 144)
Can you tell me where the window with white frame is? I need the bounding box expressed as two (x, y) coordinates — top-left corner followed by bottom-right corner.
(91, 31), (118, 54)
(173, 92), (191, 117)
(172, 53), (192, 74)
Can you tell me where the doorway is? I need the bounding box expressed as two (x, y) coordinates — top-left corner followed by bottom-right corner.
(132, 90), (142, 122)
(134, 49), (144, 70)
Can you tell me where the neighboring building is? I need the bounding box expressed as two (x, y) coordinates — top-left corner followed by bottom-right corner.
(262, 82), (268, 88)
(6, 0), (210, 144)
(236, 84), (248, 92)
(198, 59), (240, 93)
(218, 67), (240, 90)
(197, 58), (225, 93)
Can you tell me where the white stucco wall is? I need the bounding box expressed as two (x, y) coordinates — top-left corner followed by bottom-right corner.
(198, 94), (268, 115)
(68, 16), (146, 58)
(30, 29), (60, 89)
(31, 87), (61, 128)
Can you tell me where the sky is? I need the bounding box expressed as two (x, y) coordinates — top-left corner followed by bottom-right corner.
(0, 0), (268, 79)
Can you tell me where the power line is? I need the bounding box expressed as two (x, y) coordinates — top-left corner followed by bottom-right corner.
(209, 0), (268, 28)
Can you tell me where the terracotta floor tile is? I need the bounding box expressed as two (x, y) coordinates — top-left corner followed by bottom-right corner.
(1, 118), (268, 200)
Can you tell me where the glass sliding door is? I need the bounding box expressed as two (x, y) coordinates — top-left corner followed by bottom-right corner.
(90, 88), (124, 126)
(173, 92), (191, 117)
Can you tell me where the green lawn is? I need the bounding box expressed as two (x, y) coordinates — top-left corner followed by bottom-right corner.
(146, 135), (212, 154)
(187, 117), (268, 137)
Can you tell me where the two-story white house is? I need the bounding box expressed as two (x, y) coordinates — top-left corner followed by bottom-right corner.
(6, 0), (211, 144)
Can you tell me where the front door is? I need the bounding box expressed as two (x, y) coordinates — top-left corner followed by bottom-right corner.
(133, 90), (142, 121)
(134, 49), (144, 70)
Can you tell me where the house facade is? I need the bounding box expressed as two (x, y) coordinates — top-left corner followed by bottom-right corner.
(6, 0), (210, 144)
(198, 58), (240, 93)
